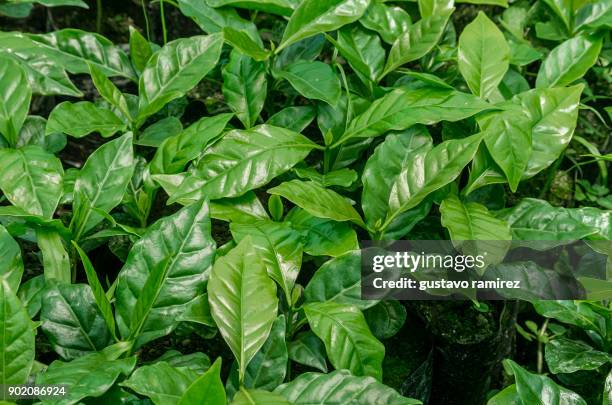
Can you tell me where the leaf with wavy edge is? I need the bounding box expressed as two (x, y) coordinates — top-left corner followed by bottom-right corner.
(208, 238), (278, 383)
(0, 56), (31, 146)
(46, 101), (126, 138)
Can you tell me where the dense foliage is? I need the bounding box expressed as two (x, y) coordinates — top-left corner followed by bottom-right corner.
(0, 0), (611, 403)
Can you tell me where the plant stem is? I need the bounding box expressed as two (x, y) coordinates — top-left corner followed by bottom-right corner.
(141, 0), (151, 41)
(96, 0), (102, 33)
(536, 319), (549, 374)
(160, 0), (168, 44)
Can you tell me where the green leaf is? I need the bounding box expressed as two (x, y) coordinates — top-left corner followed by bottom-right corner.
(231, 221), (303, 303)
(0, 29), (136, 80)
(137, 34), (224, 122)
(361, 127), (432, 229)
(604, 370), (612, 405)
(541, 0), (572, 33)
(151, 113), (232, 175)
(276, 60), (341, 106)
(164, 125), (317, 203)
(129, 26), (152, 73)
(304, 302), (384, 380)
(288, 331), (328, 373)
(36, 228), (71, 284)
(223, 28), (270, 61)
(242, 315), (288, 391)
(458, 12), (510, 99)
(293, 167), (358, 188)
(71, 132), (134, 240)
(419, 0), (454, 18)
(40, 282), (113, 360)
(210, 192), (270, 223)
(208, 238), (278, 383)
(178, 358), (226, 405)
(136, 116), (183, 147)
(533, 301), (608, 338)
(360, 1), (412, 44)
(223, 50), (267, 128)
(440, 194), (511, 241)
(177, 0), (261, 45)
(0, 281), (35, 387)
(208, 0), (299, 16)
(0, 56), (31, 146)
(497, 198), (600, 240)
(269, 180), (365, 227)
(17, 115), (66, 153)
(37, 344), (136, 405)
(503, 359), (586, 405)
(481, 110), (532, 191)
(536, 34), (603, 89)
(286, 208), (358, 257)
(17, 274), (45, 318)
(0, 146), (63, 219)
(267, 106), (316, 133)
(275, 370), (421, 404)
(121, 362), (199, 405)
(364, 300), (407, 340)
(115, 198), (215, 349)
(72, 243), (116, 340)
(331, 26), (385, 82)
(338, 87), (490, 143)
(576, 0), (612, 31)
(382, 10), (452, 78)
(0, 225), (23, 292)
(89, 63), (132, 121)
(233, 389), (292, 405)
(305, 251), (376, 310)
(277, 0), (371, 52)
(545, 338), (612, 374)
(46, 101), (126, 138)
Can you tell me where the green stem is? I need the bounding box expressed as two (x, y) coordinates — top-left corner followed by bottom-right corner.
(141, 0), (151, 41)
(538, 156), (564, 199)
(160, 0), (168, 44)
(96, 0), (102, 33)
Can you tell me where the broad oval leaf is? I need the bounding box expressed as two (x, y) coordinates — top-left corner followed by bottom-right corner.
(115, 198), (215, 349)
(332, 26), (385, 82)
(304, 302), (385, 380)
(137, 34), (224, 122)
(46, 101), (126, 138)
(233, 389), (292, 405)
(164, 125), (317, 203)
(276, 60), (341, 106)
(536, 34), (603, 89)
(268, 180), (365, 227)
(545, 337), (612, 374)
(274, 369), (420, 404)
(178, 358), (226, 405)
(40, 282), (113, 360)
(71, 132), (134, 240)
(458, 12), (510, 99)
(0, 225), (23, 292)
(231, 221), (303, 303)
(208, 0), (299, 16)
(207, 238), (278, 382)
(288, 331), (328, 373)
(364, 300), (407, 340)
(278, 0), (371, 52)
(121, 361), (199, 405)
(0, 146), (63, 219)
(222, 50), (267, 128)
(360, 1), (412, 44)
(305, 251), (376, 309)
(0, 281), (35, 386)
(440, 194), (511, 241)
(0, 55), (31, 146)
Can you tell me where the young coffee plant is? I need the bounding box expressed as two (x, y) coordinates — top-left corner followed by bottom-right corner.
(0, 0), (610, 403)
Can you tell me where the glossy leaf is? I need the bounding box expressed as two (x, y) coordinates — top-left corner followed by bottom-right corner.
(288, 331), (328, 373)
(382, 10), (452, 78)
(338, 87), (489, 142)
(0, 146), (63, 219)
(163, 125), (317, 203)
(536, 34), (603, 88)
(222, 50), (267, 128)
(304, 302), (384, 380)
(121, 362), (199, 405)
(114, 198), (215, 349)
(71, 132), (134, 240)
(137, 34), (224, 122)
(89, 63), (132, 120)
(0, 280), (35, 386)
(40, 282), (113, 360)
(360, 1), (412, 44)
(0, 56), (31, 146)
(0, 225), (23, 292)
(231, 221), (303, 303)
(458, 12), (510, 99)
(276, 60), (341, 106)
(364, 300), (407, 340)
(274, 370), (421, 404)
(233, 389), (292, 405)
(208, 0), (299, 16)
(207, 238), (278, 382)
(17, 115), (66, 153)
(267, 106), (316, 133)
(440, 194), (511, 241)
(286, 208), (358, 257)
(278, 0), (371, 52)
(223, 28), (270, 61)
(36, 228), (71, 284)
(305, 251), (376, 309)
(36, 343), (136, 405)
(545, 338), (612, 374)
(503, 359), (586, 405)
(332, 26), (385, 82)
(46, 101), (126, 138)
(129, 26), (152, 73)
(178, 358), (226, 405)
(269, 180), (365, 227)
